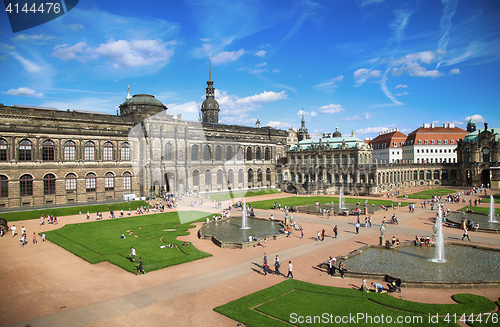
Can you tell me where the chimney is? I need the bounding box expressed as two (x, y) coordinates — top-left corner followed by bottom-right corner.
(449, 123), (454, 128)
(431, 123), (435, 128)
(423, 123), (430, 128)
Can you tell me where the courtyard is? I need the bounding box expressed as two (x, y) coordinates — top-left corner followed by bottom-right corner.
(1, 187), (499, 326)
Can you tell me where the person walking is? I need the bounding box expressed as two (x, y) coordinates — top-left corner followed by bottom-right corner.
(130, 247), (136, 262)
(321, 229), (325, 241)
(42, 232), (46, 242)
(136, 257), (146, 275)
(333, 225), (338, 238)
(462, 227), (471, 241)
(286, 261), (293, 279)
(32, 232), (37, 244)
(355, 222), (360, 234)
(11, 224), (16, 237)
(300, 228), (304, 238)
(317, 231), (321, 241)
(274, 255), (281, 276)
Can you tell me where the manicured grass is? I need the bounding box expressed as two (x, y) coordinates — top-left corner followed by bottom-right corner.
(0, 200), (149, 222)
(43, 211), (212, 274)
(458, 206), (500, 216)
(398, 188), (456, 199)
(214, 279), (497, 327)
(209, 189), (281, 201)
(248, 196), (412, 210)
(481, 193), (500, 204)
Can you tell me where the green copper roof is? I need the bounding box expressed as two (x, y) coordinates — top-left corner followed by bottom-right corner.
(463, 128), (500, 142)
(121, 94), (166, 108)
(289, 135), (367, 151)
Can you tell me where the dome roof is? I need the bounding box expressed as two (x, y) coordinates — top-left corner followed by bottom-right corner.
(121, 94), (166, 108)
(201, 97), (219, 110)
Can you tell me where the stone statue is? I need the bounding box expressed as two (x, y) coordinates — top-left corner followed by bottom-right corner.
(380, 225), (385, 237)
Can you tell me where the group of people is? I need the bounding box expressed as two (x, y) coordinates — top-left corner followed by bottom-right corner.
(129, 247), (146, 275)
(327, 256), (348, 278)
(10, 224), (46, 246)
(262, 253), (293, 279)
(40, 214), (58, 225)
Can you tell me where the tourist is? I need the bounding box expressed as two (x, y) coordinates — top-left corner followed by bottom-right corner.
(338, 261), (347, 278)
(462, 227), (471, 241)
(253, 235), (258, 242)
(395, 238), (400, 245)
(270, 214), (274, 220)
(371, 282), (384, 293)
(300, 228), (304, 238)
(136, 257), (146, 276)
(40, 216), (44, 226)
(32, 232), (37, 244)
(286, 261), (294, 279)
(120, 209), (124, 218)
(248, 235), (252, 242)
(130, 247), (136, 262)
(392, 236), (396, 245)
(20, 234), (25, 247)
(333, 225), (338, 238)
(275, 255), (281, 276)
(317, 231), (321, 241)
(11, 224), (16, 237)
(42, 232), (46, 242)
(263, 255), (268, 276)
(368, 216), (372, 227)
(321, 229), (325, 241)
(263, 237), (267, 247)
(364, 217), (368, 228)
(21, 226), (26, 235)
(86, 211), (90, 219)
(355, 222), (360, 234)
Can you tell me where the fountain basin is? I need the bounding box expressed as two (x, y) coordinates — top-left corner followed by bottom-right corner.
(447, 212), (500, 232)
(333, 243), (500, 288)
(199, 217), (286, 249)
(298, 204), (380, 215)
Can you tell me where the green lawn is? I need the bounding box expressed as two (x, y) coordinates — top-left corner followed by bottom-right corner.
(398, 188), (456, 199)
(209, 189), (281, 201)
(0, 200), (149, 222)
(214, 279), (498, 327)
(43, 211), (212, 274)
(458, 206), (500, 216)
(481, 193), (500, 204)
(248, 196), (412, 210)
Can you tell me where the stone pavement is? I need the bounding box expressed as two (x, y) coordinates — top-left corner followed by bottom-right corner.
(1, 190), (499, 326)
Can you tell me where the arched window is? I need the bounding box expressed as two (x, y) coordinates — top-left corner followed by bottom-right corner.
(84, 141), (95, 161)
(193, 170), (200, 186)
(228, 169), (234, 184)
(42, 140), (55, 161)
(434, 170), (440, 179)
(248, 168), (254, 183)
(236, 146), (243, 160)
(103, 142), (113, 161)
(121, 142), (130, 161)
(266, 168), (271, 181)
(413, 171), (418, 180)
(105, 172), (114, 191)
(215, 145), (222, 161)
(226, 146), (233, 160)
(256, 147), (262, 160)
(419, 170), (425, 180)
(265, 147), (271, 160)
(426, 170), (432, 180)
(0, 138), (7, 161)
(19, 139), (32, 161)
(43, 174), (56, 195)
(217, 169), (223, 184)
(257, 168), (263, 182)
(246, 147), (253, 160)
(203, 145), (211, 161)
(65, 173), (77, 193)
(0, 175), (8, 197)
(86, 173), (96, 192)
(205, 169), (212, 185)
(20, 174), (33, 196)
(64, 140), (76, 161)
(123, 171), (132, 190)
(238, 169), (244, 184)
(162, 143), (171, 161)
(191, 145), (199, 161)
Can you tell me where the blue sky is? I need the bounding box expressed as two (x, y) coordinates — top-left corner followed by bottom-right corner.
(0, 0), (499, 139)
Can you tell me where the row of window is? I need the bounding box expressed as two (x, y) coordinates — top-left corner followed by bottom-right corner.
(0, 172), (132, 197)
(289, 154), (371, 165)
(404, 139), (456, 145)
(188, 145), (272, 161)
(191, 168), (272, 186)
(463, 148), (492, 163)
(0, 139), (130, 162)
(415, 158), (456, 163)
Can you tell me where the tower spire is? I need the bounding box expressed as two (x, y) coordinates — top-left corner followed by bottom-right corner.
(126, 85), (132, 100)
(209, 54), (212, 81)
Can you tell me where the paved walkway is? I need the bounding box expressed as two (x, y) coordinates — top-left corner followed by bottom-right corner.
(1, 189), (499, 326)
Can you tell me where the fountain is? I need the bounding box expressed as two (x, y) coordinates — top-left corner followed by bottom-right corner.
(489, 195), (497, 223)
(432, 204), (446, 263)
(338, 187), (347, 211)
(241, 197), (250, 229)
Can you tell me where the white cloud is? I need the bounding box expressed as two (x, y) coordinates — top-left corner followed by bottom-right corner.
(395, 91), (410, 96)
(212, 49), (245, 65)
(255, 50), (267, 57)
(465, 114), (485, 123)
(11, 34), (55, 42)
(255, 62), (267, 67)
(311, 111), (317, 117)
(3, 87), (44, 98)
(12, 53), (45, 74)
(67, 23), (84, 30)
(94, 39), (174, 69)
(297, 109), (316, 117)
(449, 68), (460, 75)
(319, 104), (345, 114)
(394, 84), (408, 89)
(267, 121), (292, 129)
(0, 43), (15, 51)
(200, 38), (212, 43)
(389, 9), (412, 46)
(250, 68), (267, 74)
(52, 42), (87, 61)
(341, 112), (372, 121)
(353, 68), (381, 86)
(390, 51), (443, 77)
(272, 69), (281, 73)
(356, 125), (398, 135)
(361, 0), (384, 6)
(380, 71), (403, 105)
(312, 75), (344, 93)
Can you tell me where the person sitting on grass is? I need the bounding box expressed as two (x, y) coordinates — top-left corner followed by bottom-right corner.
(371, 282), (384, 293)
(182, 242), (189, 247)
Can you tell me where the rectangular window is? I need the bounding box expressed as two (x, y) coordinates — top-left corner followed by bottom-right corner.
(66, 179), (76, 193)
(105, 177), (114, 191)
(0, 143), (7, 161)
(84, 147), (95, 161)
(123, 176), (131, 190)
(86, 178), (96, 192)
(64, 146), (75, 161)
(0, 180), (8, 197)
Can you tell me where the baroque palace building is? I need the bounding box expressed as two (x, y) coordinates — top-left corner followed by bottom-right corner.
(0, 62), (287, 209)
